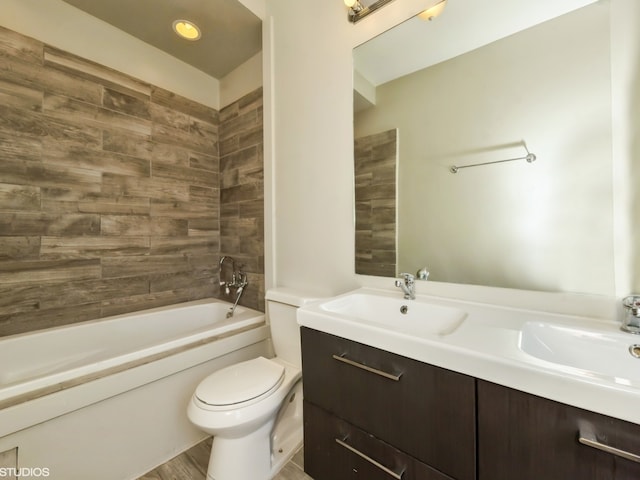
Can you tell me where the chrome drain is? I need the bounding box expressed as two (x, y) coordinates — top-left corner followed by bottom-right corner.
(630, 345), (640, 358)
(400, 305), (408, 314)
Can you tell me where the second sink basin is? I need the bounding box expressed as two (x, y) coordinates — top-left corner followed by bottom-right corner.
(319, 291), (467, 337)
(519, 321), (640, 383)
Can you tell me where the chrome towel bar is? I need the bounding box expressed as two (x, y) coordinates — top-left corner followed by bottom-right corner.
(450, 144), (536, 173)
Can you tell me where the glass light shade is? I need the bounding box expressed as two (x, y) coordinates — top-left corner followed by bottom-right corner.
(344, 0), (358, 7)
(418, 0), (447, 21)
(172, 20), (201, 40)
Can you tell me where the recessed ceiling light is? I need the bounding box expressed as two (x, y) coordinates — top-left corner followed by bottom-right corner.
(172, 20), (201, 41)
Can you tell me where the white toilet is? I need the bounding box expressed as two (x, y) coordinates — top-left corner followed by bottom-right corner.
(187, 289), (312, 480)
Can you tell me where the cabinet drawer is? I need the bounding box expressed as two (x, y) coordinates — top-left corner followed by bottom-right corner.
(301, 328), (476, 480)
(478, 380), (640, 480)
(304, 401), (455, 480)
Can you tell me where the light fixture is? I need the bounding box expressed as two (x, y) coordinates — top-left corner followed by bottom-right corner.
(345, 0), (395, 23)
(172, 19), (201, 41)
(418, 0), (447, 21)
(344, 0), (364, 12)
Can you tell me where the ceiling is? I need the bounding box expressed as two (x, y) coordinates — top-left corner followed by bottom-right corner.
(61, 0), (262, 79)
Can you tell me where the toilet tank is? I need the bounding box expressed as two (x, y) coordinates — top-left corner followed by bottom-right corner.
(266, 288), (317, 368)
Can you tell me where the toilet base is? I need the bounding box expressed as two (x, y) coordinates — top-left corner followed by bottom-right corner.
(270, 381), (304, 476)
(207, 419), (274, 480)
(205, 380), (304, 480)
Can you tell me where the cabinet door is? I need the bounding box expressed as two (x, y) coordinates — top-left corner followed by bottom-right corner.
(301, 328), (476, 480)
(478, 380), (640, 480)
(304, 401), (455, 480)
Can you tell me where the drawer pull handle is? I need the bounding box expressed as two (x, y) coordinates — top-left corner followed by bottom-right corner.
(578, 430), (640, 464)
(332, 354), (402, 381)
(335, 438), (405, 479)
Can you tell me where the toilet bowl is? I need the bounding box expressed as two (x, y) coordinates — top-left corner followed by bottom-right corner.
(187, 289), (313, 480)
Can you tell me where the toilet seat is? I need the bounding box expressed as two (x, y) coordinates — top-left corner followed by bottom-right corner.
(195, 357), (285, 410)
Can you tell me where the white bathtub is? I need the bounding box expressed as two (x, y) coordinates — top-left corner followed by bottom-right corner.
(0, 298), (271, 479)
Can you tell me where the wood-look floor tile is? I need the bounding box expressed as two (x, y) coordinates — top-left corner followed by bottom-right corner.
(273, 461), (313, 480)
(290, 447), (304, 470)
(137, 449), (206, 480)
(137, 439), (314, 480)
(183, 437), (212, 474)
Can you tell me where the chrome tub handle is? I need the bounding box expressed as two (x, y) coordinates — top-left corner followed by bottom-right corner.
(332, 354), (402, 381)
(335, 437), (405, 479)
(578, 429), (640, 464)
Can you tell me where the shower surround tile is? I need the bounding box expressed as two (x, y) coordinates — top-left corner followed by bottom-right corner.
(0, 26), (264, 336)
(218, 87), (265, 312)
(354, 129), (398, 277)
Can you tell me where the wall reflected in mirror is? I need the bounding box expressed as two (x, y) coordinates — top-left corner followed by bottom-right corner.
(354, 129), (398, 276)
(353, 1), (616, 295)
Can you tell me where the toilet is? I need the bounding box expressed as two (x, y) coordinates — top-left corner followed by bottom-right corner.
(187, 288), (312, 480)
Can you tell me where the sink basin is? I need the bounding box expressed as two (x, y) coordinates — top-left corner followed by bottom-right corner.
(319, 291), (467, 336)
(297, 287), (640, 426)
(519, 322), (640, 383)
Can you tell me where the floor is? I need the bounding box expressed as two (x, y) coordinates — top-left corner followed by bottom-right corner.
(137, 437), (313, 480)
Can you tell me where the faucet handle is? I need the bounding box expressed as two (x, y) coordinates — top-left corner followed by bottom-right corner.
(416, 267), (429, 281)
(623, 295), (640, 317)
(397, 272), (415, 282)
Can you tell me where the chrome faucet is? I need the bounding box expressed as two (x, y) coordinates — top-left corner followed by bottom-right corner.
(219, 256), (248, 317)
(226, 271), (247, 318)
(219, 256), (236, 294)
(416, 267), (430, 281)
(395, 273), (416, 300)
(621, 295), (640, 334)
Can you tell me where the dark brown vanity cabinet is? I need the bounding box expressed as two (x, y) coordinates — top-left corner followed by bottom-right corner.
(477, 380), (640, 480)
(301, 328), (640, 480)
(304, 400), (455, 480)
(301, 327), (476, 480)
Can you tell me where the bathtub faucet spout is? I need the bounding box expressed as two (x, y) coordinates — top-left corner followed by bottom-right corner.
(227, 282), (246, 318)
(219, 256), (248, 317)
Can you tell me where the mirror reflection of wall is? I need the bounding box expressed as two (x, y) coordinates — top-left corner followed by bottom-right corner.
(354, 129), (398, 277)
(354, 2), (616, 295)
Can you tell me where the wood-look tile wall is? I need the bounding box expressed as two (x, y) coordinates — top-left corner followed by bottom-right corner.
(0, 26), (264, 336)
(354, 129), (397, 277)
(219, 88), (265, 312)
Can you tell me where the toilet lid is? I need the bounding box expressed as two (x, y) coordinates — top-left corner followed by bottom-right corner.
(195, 357), (285, 406)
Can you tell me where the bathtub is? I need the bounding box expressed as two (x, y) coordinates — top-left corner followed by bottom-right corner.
(0, 298), (271, 479)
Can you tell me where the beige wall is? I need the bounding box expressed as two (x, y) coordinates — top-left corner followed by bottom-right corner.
(266, 0), (639, 300)
(611, 0), (640, 295)
(262, 0), (430, 297)
(354, 4), (615, 295)
(263, 1), (357, 296)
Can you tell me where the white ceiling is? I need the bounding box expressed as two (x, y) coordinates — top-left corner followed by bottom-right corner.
(355, 0), (599, 87)
(60, 0), (262, 79)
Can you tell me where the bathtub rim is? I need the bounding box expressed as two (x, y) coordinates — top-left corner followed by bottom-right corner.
(0, 298), (265, 403)
(0, 297), (260, 342)
(0, 298), (269, 439)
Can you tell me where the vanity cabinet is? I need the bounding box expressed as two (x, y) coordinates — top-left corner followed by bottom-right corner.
(301, 327), (476, 480)
(478, 380), (640, 480)
(304, 400), (454, 480)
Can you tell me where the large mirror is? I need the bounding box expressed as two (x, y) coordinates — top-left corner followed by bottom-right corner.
(353, 0), (617, 296)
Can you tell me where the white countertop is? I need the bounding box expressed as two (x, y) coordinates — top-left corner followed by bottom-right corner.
(297, 287), (640, 425)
